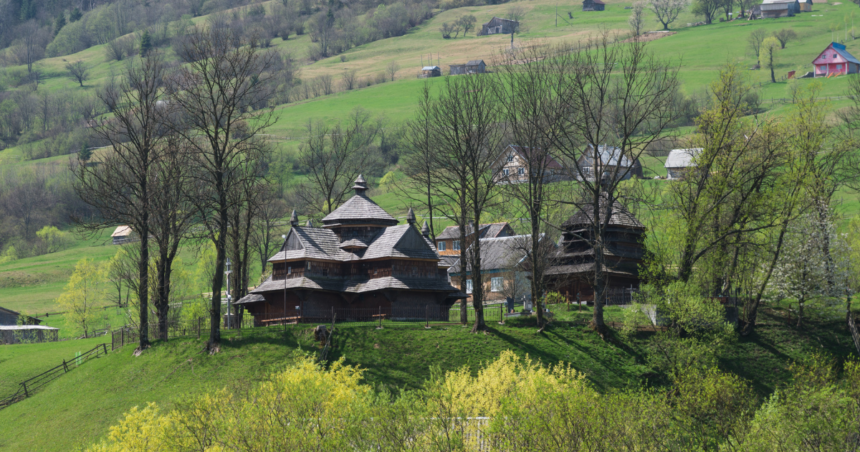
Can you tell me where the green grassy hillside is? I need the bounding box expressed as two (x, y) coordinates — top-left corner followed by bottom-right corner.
(0, 303), (854, 451)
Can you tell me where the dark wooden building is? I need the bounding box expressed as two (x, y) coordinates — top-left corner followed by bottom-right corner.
(545, 193), (646, 303)
(449, 60), (487, 76)
(582, 0), (606, 11)
(236, 176), (463, 324)
(479, 17), (519, 35)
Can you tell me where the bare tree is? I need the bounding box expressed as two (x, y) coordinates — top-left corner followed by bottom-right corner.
(629, 1), (647, 36)
(73, 53), (168, 351)
(507, 5), (526, 24)
(14, 21), (49, 74)
(458, 15), (477, 35)
(773, 28), (797, 49)
(400, 84), (441, 242)
(341, 69), (357, 90)
(493, 44), (567, 330)
(166, 27), (277, 351)
(295, 109), (382, 218)
(649, 0), (687, 30)
(252, 188), (289, 276)
(387, 60), (400, 82)
(747, 28), (768, 61)
(65, 61), (89, 87)
(149, 133), (196, 340)
(407, 76), (505, 332)
(548, 36), (680, 337)
(691, 0), (721, 24)
(440, 23), (455, 39)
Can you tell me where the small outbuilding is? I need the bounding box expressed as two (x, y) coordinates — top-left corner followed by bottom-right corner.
(813, 42), (860, 77)
(664, 148), (702, 180)
(420, 66), (441, 78)
(582, 0), (606, 11)
(799, 0), (812, 11)
(479, 17), (519, 35)
(111, 225), (134, 245)
(0, 306), (41, 326)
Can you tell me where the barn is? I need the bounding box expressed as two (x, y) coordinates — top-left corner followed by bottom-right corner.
(479, 17), (519, 35)
(664, 148), (702, 180)
(582, 0), (606, 11)
(420, 66), (441, 78)
(813, 42), (860, 77)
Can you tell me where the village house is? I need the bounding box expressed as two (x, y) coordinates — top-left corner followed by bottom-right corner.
(420, 66), (441, 78)
(582, 0), (606, 11)
(577, 144), (643, 182)
(813, 42), (860, 77)
(545, 193), (646, 304)
(664, 148), (702, 180)
(479, 17), (519, 35)
(448, 235), (534, 303)
(235, 176), (463, 325)
(434, 222), (515, 261)
(492, 144), (567, 185)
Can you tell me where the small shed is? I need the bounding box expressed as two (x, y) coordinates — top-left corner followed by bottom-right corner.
(420, 66), (441, 78)
(111, 225), (133, 245)
(466, 60), (486, 74)
(479, 17), (519, 35)
(799, 0), (812, 11)
(813, 42), (860, 77)
(582, 0), (606, 11)
(664, 148), (702, 180)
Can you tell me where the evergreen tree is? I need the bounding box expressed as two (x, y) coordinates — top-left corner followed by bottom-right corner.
(140, 30), (152, 56)
(69, 7), (82, 22)
(78, 143), (92, 163)
(54, 12), (67, 35)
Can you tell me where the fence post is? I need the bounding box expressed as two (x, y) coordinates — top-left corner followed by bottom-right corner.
(21, 382), (28, 398)
(425, 304), (429, 329)
(63, 359), (68, 373)
(103, 343), (108, 355)
(197, 318), (201, 339)
(377, 306), (383, 329)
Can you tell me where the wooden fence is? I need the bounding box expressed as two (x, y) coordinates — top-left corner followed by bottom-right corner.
(111, 317), (209, 350)
(254, 305), (505, 328)
(0, 343), (108, 409)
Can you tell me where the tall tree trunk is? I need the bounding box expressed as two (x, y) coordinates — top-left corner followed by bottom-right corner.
(137, 227), (150, 349)
(471, 203), (486, 333)
(742, 223), (789, 336)
(458, 218), (469, 325)
(796, 297), (805, 329)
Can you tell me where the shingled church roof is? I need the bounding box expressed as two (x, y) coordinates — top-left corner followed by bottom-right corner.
(321, 175), (398, 227)
(562, 193), (644, 229)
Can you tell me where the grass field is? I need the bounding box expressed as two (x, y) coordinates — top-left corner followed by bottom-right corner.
(0, 301), (854, 451)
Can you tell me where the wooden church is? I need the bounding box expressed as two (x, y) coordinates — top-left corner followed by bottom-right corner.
(545, 193), (646, 303)
(236, 175), (464, 325)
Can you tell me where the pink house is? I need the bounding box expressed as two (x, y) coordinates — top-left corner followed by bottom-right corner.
(813, 42), (860, 77)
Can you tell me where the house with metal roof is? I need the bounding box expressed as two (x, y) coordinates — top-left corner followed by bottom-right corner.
(420, 66), (441, 78)
(111, 225), (135, 245)
(664, 148), (703, 180)
(449, 60), (487, 75)
(448, 235), (538, 303)
(813, 42), (860, 77)
(576, 144), (643, 182)
(434, 221), (515, 263)
(493, 144), (568, 185)
(236, 176), (463, 325)
(545, 193), (647, 304)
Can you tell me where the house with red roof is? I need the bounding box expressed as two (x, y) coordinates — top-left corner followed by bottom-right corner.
(813, 42), (860, 77)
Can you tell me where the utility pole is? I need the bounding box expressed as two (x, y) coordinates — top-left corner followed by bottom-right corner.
(556, 4), (558, 27)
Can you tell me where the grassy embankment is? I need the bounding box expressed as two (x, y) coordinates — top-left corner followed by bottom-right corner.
(0, 301), (855, 451)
